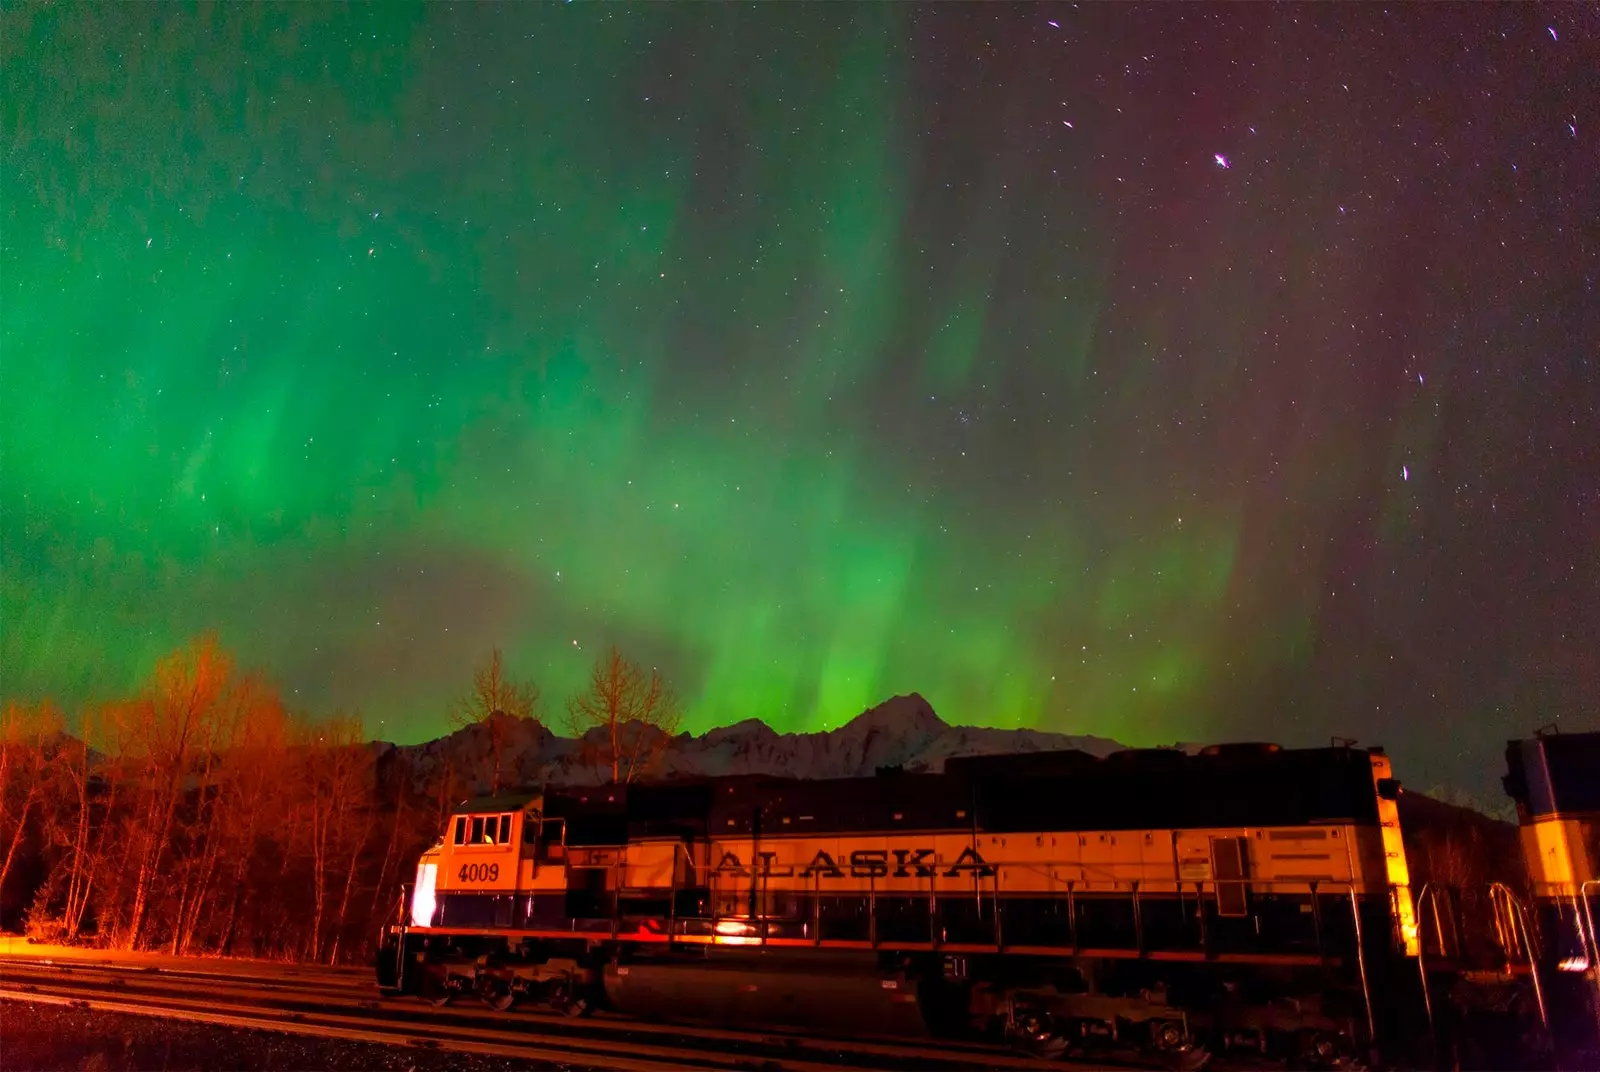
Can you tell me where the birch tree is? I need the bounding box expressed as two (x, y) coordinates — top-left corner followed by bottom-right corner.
(0, 700), (62, 899)
(120, 635), (234, 949)
(449, 648), (538, 794)
(565, 647), (680, 784)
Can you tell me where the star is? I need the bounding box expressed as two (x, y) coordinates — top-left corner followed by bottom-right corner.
(1213, 154), (1230, 169)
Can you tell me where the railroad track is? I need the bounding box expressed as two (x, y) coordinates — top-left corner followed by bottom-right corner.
(0, 956), (1068, 1072)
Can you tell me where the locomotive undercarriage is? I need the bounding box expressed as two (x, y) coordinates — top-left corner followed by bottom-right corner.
(385, 931), (601, 1016)
(956, 955), (1368, 1069)
(382, 924), (1370, 1069)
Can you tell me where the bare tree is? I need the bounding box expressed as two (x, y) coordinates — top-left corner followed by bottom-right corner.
(565, 647), (681, 784)
(450, 648), (538, 794)
(55, 708), (111, 942)
(0, 700), (62, 899)
(301, 713), (372, 963)
(119, 634), (236, 949)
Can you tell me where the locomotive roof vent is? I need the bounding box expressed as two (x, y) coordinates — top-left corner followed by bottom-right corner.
(1200, 742), (1282, 757)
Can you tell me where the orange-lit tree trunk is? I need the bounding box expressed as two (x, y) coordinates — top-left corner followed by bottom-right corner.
(0, 701), (62, 898)
(565, 648), (681, 784)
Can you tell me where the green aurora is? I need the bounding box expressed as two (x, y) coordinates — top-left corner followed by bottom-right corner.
(3, 5), (1594, 795)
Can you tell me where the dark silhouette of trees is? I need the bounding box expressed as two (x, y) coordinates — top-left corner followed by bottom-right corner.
(565, 647), (680, 784)
(449, 648), (538, 794)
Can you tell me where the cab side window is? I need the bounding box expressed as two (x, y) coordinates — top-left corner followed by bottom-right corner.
(499, 814), (512, 844)
(453, 817), (467, 846)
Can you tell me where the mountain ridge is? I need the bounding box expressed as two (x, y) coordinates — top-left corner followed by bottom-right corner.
(383, 691), (1141, 792)
(377, 692), (1519, 823)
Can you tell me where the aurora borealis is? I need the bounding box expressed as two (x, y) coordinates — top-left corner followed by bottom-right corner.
(2, 4), (1595, 797)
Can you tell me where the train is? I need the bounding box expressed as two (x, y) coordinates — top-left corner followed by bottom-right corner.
(377, 729), (1599, 1068)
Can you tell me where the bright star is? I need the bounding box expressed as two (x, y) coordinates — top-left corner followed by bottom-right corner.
(1213, 154), (1230, 169)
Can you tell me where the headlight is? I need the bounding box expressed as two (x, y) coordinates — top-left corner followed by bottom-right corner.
(411, 862), (437, 927)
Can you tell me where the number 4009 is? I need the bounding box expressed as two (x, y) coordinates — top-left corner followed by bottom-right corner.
(458, 862), (499, 882)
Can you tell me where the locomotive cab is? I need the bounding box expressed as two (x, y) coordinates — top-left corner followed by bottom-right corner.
(431, 793), (565, 924)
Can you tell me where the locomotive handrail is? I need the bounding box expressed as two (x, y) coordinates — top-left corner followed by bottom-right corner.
(1412, 882), (1450, 1057)
(695, 866), (1381, 959)
(1488, 882), (1550, 1036)
(1579, 880), (1600, 1037)
(396, 882), (412, 929)
(1347, 881), (1377, 1045)
(1578, 881), (1599, 967)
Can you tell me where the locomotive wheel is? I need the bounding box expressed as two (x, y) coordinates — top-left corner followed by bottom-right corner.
(477, 976), (516, 1012)
(1150, 1019), (1211, 1071)
(421, 967), (455, 1007)
(549, 976), (592, 1018)
(1295, 1030), (1362, 1070)
(1164, 1043), (1212, 1072)
(1006, 1009), (1070, 1059)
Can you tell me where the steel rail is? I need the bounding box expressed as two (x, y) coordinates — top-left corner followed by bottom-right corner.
(0, 962), (394, 1010)
(0, 973), (1064, 1072)
(0, 955), (1060, 1067)
(0, 960), (998, 1062)
(0, 989), (723, 1072)
(0, 983), (953, 1072)
(0, 958), (372, 999)
(0, 958), (1038, 1066)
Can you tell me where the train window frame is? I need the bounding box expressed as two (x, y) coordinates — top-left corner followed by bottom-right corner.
(453, 817), (467, 846)
(499, 814), (512, 844)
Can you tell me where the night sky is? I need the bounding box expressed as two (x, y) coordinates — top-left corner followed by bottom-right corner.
(3, 4), (1595, 799)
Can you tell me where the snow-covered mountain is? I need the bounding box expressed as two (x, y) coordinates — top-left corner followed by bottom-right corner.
(382, 692), (1131, 793)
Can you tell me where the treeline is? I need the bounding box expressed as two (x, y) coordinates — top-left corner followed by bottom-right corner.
(0, 636), (431, 962)
(0, 635), (682, 964)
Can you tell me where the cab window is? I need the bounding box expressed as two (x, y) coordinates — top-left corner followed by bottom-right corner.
(455, 813), (513, 846)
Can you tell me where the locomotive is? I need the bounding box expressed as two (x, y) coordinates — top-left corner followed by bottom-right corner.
(377, 730), (1599, 1067)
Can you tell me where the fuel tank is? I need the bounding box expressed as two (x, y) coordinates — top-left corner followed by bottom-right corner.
(602, 948), (933, 1036)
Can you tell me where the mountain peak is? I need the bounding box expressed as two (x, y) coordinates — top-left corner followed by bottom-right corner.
(838, 692), (946, 735)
